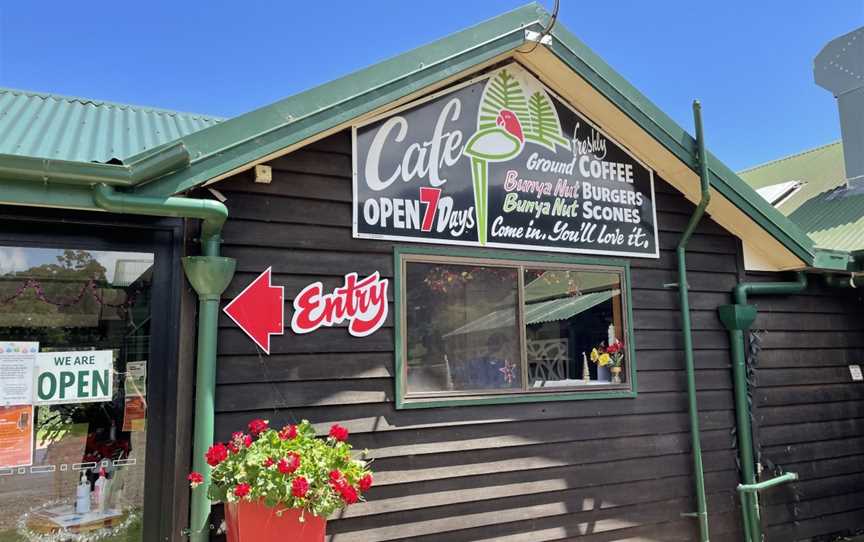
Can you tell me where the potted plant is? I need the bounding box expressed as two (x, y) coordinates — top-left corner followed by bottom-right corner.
(189, 419), (373, 542)
(591, 340), (626, 384)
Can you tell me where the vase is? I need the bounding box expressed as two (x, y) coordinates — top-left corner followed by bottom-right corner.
(225, 500), (326, 542)
(610, 366), (622, 384)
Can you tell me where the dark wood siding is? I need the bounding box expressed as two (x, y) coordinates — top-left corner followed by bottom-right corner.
(744, 274), (864, 541)
(203, 130), (746, 540)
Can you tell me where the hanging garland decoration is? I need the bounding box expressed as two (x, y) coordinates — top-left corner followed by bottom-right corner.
(16, 499), (140, 542)
(423, 266), (516, 293)
(424, 266), (583, 297)
(0, 279), (138, 310)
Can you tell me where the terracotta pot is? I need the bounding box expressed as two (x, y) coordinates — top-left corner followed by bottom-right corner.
(225, 500), (326, 542)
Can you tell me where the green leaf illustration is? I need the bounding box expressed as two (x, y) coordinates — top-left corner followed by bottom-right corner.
(478, 69), (530, 131)
(524, 90), (570, 151)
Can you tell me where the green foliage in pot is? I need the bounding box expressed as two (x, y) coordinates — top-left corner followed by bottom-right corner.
(189, 419), (373, 518)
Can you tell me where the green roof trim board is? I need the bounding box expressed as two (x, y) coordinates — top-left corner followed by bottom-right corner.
(0, 87), (223, 163)
(0, 2), (855, 269)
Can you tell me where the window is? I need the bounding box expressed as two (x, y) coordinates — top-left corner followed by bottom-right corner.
(396, 249), (635, 408)
(0, 245), (157, 540)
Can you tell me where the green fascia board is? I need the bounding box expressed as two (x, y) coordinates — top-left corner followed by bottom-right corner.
(545, 25), (817, 266)
(0, 179), (100, 210)
(133, 3), (547, 198)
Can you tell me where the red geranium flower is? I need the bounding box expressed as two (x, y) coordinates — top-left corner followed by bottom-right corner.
(205, 443), (228, 467)
(262, 457), (275, 468)
(358, 473), (373, 491)
(329, 424), (349, 442)
(329, 470), (343, 483)
(291, 476), (309, 498)
(227, 441), (239, 454)
(279, 424), (298, 440)
(248, 419), (269, 436)
(244, 434), (253, 448)
(339, 484), (359, 504)
(188, 472), (204, 488)
(278, 453), (301, 474)
(234, 483), (251, 498)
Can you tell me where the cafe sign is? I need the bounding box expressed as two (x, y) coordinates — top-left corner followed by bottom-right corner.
(353, 63), (659, 258)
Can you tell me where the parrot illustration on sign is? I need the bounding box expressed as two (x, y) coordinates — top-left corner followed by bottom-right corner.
(463, 68), (570, 245)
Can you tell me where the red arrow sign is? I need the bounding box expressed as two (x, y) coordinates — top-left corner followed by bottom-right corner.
(223, 267), (284, 354)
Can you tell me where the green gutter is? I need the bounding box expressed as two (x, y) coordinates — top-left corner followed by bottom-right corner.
(718, 272), (807, 542)
(92, 184), (235, 541)
(0, 141), (189, 187)
(676, 101), (711, 542)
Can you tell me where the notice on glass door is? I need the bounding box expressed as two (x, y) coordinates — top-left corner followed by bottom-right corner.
(0, 404), (34, 468)
(34, 350), (113, 405)
(0, 342), (38, 406)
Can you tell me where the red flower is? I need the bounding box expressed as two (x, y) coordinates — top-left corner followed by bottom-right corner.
(205, 443), (228, 467)
(291, 476), (309, 498)
(329, 469), (358, 503)
(279, 424), (298, 440)
(358, 473), (373, 491)
(188, 472), (204, 488)
(228, 432), (247, 454)
(234, 483), (251, 498)
(278, 453), (301, 474)
(329, 424), (349, 442)
(248, 419), (269, 436)
(340, 484), (359, 504)
(607, 342), (622, 354)
(262, 457), (275, 468)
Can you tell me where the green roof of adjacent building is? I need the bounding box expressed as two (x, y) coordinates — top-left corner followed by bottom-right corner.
(739, 142), (864, 253)
(0, 87), (223, 164)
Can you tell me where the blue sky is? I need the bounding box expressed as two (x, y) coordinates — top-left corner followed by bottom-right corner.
(0, 1), (861, 170)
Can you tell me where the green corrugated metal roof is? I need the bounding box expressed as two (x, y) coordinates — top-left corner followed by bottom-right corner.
(738, 142), (864, 252)
(0, 87), (223, 163)
(444, 289), (620, 337)
(738, 141), (845, 214)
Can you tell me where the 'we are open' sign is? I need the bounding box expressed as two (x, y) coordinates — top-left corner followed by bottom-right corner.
(34, 350), (113, 405)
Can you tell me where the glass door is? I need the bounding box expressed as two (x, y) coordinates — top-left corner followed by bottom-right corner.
(0, 244), (156, 541)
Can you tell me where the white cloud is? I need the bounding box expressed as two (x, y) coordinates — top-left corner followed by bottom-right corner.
(0, 247), (29, 275)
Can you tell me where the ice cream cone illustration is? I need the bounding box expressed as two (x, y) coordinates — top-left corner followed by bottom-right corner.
(463, 113), (523, 244)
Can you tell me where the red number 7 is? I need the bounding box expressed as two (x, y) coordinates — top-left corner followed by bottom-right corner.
(419, 187), (441, 232)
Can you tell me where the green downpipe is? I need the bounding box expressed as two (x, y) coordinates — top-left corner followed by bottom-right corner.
(183, 257), (235, 542)
(94, 183), (226, 256)
(677, 100), (711, 542)
(93, 183), (235, 541)
(719, 272), (807, 542)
